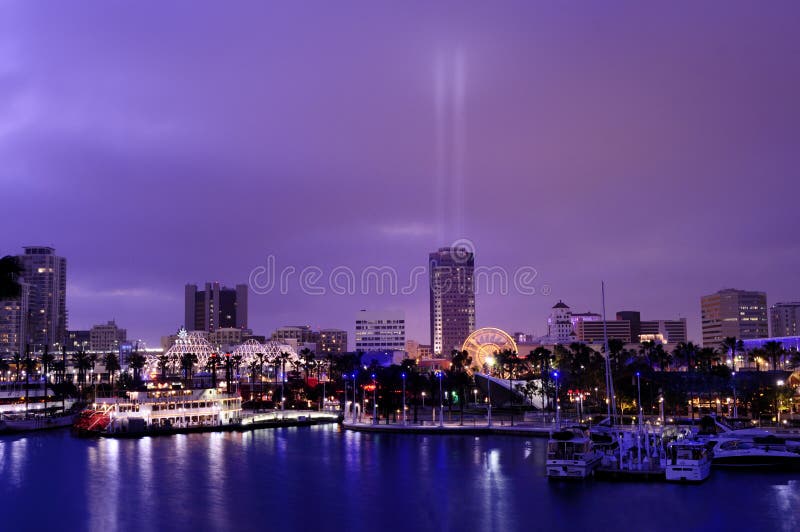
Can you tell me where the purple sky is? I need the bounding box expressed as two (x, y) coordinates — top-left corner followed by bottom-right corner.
(2, 1), (799, 347)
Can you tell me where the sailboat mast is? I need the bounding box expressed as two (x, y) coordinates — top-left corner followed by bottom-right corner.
(601, 282), (616, 424)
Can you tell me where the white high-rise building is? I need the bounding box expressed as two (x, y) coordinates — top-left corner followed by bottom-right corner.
(354, 310), (405, 352)
(547, 301), (574, 344)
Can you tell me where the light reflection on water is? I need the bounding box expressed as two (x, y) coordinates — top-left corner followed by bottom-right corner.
(1, 427), (799, 532)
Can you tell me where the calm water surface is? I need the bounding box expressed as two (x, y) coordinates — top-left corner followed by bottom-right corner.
(1, 426), (798, 532)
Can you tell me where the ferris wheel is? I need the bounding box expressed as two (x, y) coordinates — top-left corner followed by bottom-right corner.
(461, 327), (518, 370)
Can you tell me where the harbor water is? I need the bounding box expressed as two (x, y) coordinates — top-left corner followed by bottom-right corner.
(1, 426), (798, 532)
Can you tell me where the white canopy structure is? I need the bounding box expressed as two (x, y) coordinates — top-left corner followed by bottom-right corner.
(144, 330), (299, 379)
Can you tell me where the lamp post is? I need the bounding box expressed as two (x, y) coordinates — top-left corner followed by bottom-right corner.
(437, 371), (444, 428)
(343, 373), (348, 420)
(473, 388), (478, 407)
(401, 372), (407, 425)
(636, 372), (643, 431)
(352, 372), (358, 423)
(485, 356), (495, 427)
(372, 373), (377, 424)
(777, 380), (785, 424)
(732, 372), (738, 418)
(553, 371), (560, 427)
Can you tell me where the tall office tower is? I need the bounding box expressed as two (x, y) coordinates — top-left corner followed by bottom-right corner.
(89, 320), (127, 351)
(547, 301), (575, 344)
(429, 247), (475, 356)
(0, 281), (30, 356)
(770, 302), (800, 337)
(319, 329), (347, 355)
(18, 247), (67, 349)
(354, 310), (405, 352)
(184, 282), (248, 333)
(701, 289), (768, 347)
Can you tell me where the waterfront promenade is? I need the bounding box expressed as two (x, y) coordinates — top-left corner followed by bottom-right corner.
(342, 411), (556, 437)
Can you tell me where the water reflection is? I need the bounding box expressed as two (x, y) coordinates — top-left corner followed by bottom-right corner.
(2, 430), (800, 532)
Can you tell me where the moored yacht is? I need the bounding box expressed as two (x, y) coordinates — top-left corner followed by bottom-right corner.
(710, 435), (800, 468)
(546, 426), (603, 479)
(664, 441), (712, 482)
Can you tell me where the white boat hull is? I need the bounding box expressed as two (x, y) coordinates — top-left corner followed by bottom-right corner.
(665, 461), (711, 482)
(547, 456), (602, 479)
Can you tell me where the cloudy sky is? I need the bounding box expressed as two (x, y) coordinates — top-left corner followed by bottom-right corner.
(2, 1), (799, 346)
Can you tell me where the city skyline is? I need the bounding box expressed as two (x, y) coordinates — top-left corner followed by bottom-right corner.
(2, 2), (800, 347)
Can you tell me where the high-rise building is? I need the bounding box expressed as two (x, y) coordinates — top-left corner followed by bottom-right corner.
(0, 281), (29, 356)
(639, 319), (688, 344)
(355, 310), (405, 352)
(770, 302), (800, 337)
(184, 282), (248, 333)
(17, 247), (67, 349)
(319, 329), (347, 355)
(547, 301), (575, 344)
(429, 247), (475, 356)
(89, 320), (127, 351)
(575, 320), (632, 344)
(701, 289), (768, 347)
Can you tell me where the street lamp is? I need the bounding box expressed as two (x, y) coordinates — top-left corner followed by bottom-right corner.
(401, 372), (407, 426)
(635, 371), (643, 431)
(473, 388), (478, 407)
(777, 380), (785, 424)
(421, 391), (426, 411)
(437, 371), (444, 428)
(485, 356), (495, 427)
(351, 372), (358, 423)
(553, 371), (560, 427)
(731, 372), (738, 418)
(372, 373), (377, 425)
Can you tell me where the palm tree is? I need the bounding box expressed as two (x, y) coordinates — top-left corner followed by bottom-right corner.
(41, 347), (55, 410)
(763, 341), (784, 371)
(71, 349), (91, 387)
(247, 360), (260, 401)
(652, 343), (671, 372)
(255, 352), (266, 401)
(180, 352), (198, 385)
(299, 348), (315, 383)
(12, 351), (22, 382)
(639, 340), (657, 370)
(528, 347), (553, 415)
(127, 351), (147, 387)
(23, 348), (37, 411)
(450, 350), (473, 425)
(207, 353), (220, 387)
(232, 353), (243, 381)
(157, 354), (170, 380)
(103, 352), (120, 392)
(278, 351), (292, 408)
(722, 337), (744, 371)
(749, 348), (766, 371)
